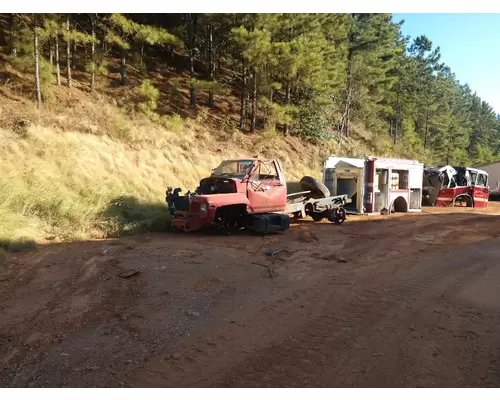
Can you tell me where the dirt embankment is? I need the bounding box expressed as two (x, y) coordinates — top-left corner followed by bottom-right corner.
(1, 204), (500, 387)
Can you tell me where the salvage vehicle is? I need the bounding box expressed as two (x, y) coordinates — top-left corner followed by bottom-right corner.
(166, 158), (350, 233)
(322, 155), (424, 214)
(422, 165), (489, 208)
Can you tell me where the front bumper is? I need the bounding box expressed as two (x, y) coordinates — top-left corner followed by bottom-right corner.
(171, 211), (212, 233)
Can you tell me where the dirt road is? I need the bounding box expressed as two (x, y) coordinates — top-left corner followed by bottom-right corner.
(2, 205), (500, 387)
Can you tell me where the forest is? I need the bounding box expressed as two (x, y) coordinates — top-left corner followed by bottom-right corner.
(2, 13), (500, 166)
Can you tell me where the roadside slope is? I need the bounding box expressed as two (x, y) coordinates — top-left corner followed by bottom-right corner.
(0, 86), (360, 245)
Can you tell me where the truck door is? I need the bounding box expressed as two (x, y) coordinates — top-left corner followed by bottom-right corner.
(247, 160), (287, 213)
(472, 172), (489, 208)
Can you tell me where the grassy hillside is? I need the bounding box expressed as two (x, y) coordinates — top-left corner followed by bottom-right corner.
(0, 50), (393, 250)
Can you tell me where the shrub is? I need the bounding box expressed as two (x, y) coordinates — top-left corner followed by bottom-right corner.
(296, 104), (333, 142)
(160, 114), (185, 134)
(137, 79), (160, 116)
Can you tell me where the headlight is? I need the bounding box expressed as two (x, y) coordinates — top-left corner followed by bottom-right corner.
(200, 203), (207, 213)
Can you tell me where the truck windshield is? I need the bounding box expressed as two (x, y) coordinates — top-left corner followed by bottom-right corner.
(211, 160), (254, 178)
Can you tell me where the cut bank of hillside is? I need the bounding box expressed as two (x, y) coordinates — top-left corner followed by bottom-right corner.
(0, 57), (387, 248)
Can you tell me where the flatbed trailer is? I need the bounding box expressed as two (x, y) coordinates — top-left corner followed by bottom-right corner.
(285, 191), (350, 223)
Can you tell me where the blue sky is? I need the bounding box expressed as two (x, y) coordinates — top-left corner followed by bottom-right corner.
(392, 13), (500, 115)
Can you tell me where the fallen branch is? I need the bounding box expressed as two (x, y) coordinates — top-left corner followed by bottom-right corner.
(272, 256), (285, 264)
(118, 269), (141, 279)
(253, 243), (266, 255)
(252, 262), (275, 278)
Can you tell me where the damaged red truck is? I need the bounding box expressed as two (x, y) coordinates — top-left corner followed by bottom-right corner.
(166, 158), (350, 233)
(423, 165), (489, 208)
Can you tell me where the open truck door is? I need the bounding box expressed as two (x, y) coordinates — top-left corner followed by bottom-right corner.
(246, 160), (287, 213)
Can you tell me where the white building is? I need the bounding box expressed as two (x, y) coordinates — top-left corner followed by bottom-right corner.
(475, 161), (500, 190)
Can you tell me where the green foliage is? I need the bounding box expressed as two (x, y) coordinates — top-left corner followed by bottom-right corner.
(160, 114), (185, 134)
(107, 14), (181, 52)
(135, 23), (183, 47)
(188, 78), (228, 94)
(2, 13), (500, 167)
(85, 58), (109, 78)
(137, 79), (160, 116)
(296, 104), (334, 142)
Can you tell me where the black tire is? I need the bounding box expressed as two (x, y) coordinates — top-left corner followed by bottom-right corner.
(300, 176), (330, 199)
(311, 213), (324, 222)
(327, 208), (346, 224)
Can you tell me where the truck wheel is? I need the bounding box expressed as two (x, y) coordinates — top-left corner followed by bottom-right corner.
(312, 213), (324, 222)
(300, 176), (330, 199)
(328, 208), (346, 224)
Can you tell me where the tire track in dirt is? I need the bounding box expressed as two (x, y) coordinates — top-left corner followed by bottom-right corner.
(206, 238), (500, 387)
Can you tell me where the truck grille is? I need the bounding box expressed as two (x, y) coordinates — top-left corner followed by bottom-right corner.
(190, 203), (200, 213)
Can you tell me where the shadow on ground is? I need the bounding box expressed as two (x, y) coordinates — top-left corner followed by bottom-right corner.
(102, 195), (172, 237)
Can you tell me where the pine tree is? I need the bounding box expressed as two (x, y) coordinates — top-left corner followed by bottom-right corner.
(187, 13), (196, 107)
(90, 14), (96, 91)
(106, 14), (136, 85)
(65, 15), (72, 87)
(339, 14), (400, 141)
(33, 14), (42, 108)
(42, 14), (63, 85)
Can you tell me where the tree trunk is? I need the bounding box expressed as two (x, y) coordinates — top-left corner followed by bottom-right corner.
(250, 68), (257, 132)
(340, 46), (354, 142)
(140, 42), (144, 66)
(390, 119), (394, 144)
(424, 109), (430, 149)
(72, 41), (76, 70)
(284, 81), (291, 136)
(102, 36), (107, 54)
(49, 38), (54, 65)
(340, 73), (352, 140)
(55, 35), (61, 85)
(394, 83), (401, 145)
(208, 21), (214, 108)
(33, 15), (42, 108)
(120, 51), (127, 85)
(9, 14), (17, 57)
(262, 64), (269, 128)
(239, 63), (247, 130)
(217, 47), (221, 72)
(188, 13), (196, 107)
(66, 16), (72, 88)
(90, 16), (96, 91)
(245, 77), (250, 124)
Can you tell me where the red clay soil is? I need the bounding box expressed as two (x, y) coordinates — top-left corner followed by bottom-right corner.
(1, 205), (500, 387)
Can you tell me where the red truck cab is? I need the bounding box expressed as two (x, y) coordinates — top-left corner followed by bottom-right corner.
(167, 159), (288, 232)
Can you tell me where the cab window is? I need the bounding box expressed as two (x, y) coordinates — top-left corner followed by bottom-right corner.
(254, 161), (279, 181)
(477, 173), (488, 187)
